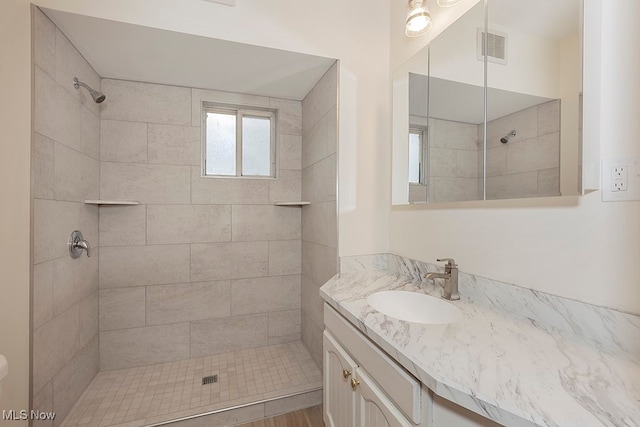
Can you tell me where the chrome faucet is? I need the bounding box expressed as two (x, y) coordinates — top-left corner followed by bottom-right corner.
(424, 258), (460, 300)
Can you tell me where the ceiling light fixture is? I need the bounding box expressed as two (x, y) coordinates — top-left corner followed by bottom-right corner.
(437, 0), (464, 6)
(405, 0), (432, 37)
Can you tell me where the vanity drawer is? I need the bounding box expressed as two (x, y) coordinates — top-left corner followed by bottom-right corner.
(324, 304), (422, 424)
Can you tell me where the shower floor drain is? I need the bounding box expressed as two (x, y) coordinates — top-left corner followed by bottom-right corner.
(202, 375), (218, 385)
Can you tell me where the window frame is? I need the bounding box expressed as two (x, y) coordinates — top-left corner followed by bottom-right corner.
(408, 127), (426, 185)
(202, 103), (277, 178)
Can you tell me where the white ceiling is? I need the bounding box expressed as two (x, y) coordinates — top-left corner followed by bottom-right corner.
(42, 8), (336, 101)
(411, 75), (553, 124)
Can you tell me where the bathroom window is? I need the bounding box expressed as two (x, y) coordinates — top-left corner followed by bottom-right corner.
(408, 128), (425, 184)
(203, 104), (276, 177)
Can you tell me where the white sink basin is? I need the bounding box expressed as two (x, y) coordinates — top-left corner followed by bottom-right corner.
(367, 291), (462, 324)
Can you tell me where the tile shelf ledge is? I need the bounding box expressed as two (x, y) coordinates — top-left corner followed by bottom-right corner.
(273, 201), (311, 206)
(84, 200), (140, 206)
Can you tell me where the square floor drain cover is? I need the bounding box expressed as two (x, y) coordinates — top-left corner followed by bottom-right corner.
(202, 375), (218, 385)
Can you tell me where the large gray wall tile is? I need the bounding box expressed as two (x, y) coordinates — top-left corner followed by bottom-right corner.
(101, 79), (191, 125)
(279, 134), (302, 170)
(269, 240), (301, 276)
(101, 162), (191, 204)
(537, 100), (560, 136)
(302, 62), (338, 133)
(54, 142), (99, 202)
(301, 241), (337, 286)
(100, 323), (190, 371)
(146, 281), (231, 325)
(35, 67), (81, 152)
(268, 309), (301, 345)
(147, 205), (231, 244)
(487, 106), (538, 148)
(52, 251), (98, 316)
(429, 147), (457, 177)
(191, 167), (269, 204)
(148, 124), (200, 165)
(270, 98), (302, 135)
(34, 133), (55, 200)
(190, 314), (269, 357)
(506, 133), (560, 174)
(99, 205), (147, 247)
(99, 245), (190, 288)
(301, 276), (324, 331)
(231, 275), (301, 316)
(269, 170), (301, 203)
(51, 336), (99, 427)
(33, 261), (54, 330)
(486, 172), (539, 200)
(433, 119), (479, 151)
(33, 304), (81, 394)
(32, 380), (53, 427)
(78, 292), (98, 347)
(538, 168), (560, 196)
(99, 288), (146, 332)
(232, 205), (300, 241)
(33, 200), (98, 264)
(55, 28), (101, 117)
(34, 9), (56, 78)
(191, 242), (268, 281)
(100, 119), (148, 163)
(432, 177), (480, 202)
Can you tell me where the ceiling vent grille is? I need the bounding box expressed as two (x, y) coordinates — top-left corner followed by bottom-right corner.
(477, 28), (507, 64)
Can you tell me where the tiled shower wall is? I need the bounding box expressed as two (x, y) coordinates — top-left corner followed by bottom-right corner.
(98, 79), (303, 371)
(301, 63), (339, 368)
(428, 117), (481, 202)
(485, 100), (561, 199)
(32, 9), (100, 426)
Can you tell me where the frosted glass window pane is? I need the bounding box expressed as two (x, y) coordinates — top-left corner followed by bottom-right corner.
(242, 116), (271, 176)
(206, 112), (236, 175)
(408, 133), (421, 183)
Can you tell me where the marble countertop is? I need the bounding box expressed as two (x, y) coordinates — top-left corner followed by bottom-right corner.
(320, 270), (640, 427)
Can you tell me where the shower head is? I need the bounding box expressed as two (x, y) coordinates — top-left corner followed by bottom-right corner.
(73, 77), (106, 104)
(500, 130), (516, 144)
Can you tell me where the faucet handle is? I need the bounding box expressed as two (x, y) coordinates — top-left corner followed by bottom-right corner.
(436, 258), (457, 268)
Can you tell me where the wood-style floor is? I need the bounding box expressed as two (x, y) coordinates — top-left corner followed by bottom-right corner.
(234, 405), (324, 427)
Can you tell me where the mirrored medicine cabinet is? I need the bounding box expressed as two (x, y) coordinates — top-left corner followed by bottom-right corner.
(392, 0), (588, 205)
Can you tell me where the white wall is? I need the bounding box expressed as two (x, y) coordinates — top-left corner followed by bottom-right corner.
(0, 0), (391, 414)
(389, 0), (640, 315)
(0, 1), (31, 424)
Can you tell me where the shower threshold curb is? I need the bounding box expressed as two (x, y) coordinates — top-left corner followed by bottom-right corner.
(145, 387), (323, 427)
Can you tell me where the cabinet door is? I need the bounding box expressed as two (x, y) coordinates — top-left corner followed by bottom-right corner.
(324, 331), (358, 427)
(355, 369), (414, 427)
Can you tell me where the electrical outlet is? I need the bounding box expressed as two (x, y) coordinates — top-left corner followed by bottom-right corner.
(612, 166), (628, 192)
(602, 156), (640, 202)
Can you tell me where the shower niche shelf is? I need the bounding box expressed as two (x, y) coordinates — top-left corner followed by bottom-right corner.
(84, 200), (140, 206)
(273, 201), (311, 207)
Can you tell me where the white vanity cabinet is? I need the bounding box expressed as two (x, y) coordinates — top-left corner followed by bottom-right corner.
(323, 304), (428, 427)
(323, 303), (505, 427)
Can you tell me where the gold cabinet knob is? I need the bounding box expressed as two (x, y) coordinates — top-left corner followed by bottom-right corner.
(342, 369), (351, 379)
(351, 378), (360, 391)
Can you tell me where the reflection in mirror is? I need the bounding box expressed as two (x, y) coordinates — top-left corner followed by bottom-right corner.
(424, 1), (485, 203)
(392, 0), (583, 205)
(485, 0), (581, 199)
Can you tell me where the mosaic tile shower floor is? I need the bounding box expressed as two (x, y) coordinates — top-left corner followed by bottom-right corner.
(61, 341), (322, 427)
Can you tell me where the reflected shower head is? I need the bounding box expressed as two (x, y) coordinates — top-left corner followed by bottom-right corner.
(500, 130), (516, 144)
(73, 77), (106, 104)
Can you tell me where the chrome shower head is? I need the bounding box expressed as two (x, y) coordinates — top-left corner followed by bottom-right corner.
(500, 130), (516, 144)
(73, 77), (106, 104)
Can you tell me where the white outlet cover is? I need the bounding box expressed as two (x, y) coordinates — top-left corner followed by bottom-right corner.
(602, 156), (640, 201)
